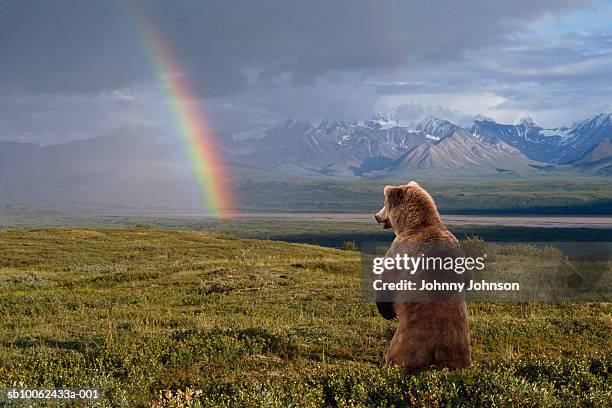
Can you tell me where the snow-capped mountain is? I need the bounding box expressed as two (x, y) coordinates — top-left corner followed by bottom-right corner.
(563, 113), (612, 158)
(470, 113), (612, 164)
(386, 129), (536, 175)
(361, 116), (400, 130)
(229, 112), (612, 178)
(470, 118), (565, 163)
(231, 115), (556, 177)
(414, 116), (461, 140)
(234, 118), (425, 177)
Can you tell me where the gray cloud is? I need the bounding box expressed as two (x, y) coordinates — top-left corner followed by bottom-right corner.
(0, 0), (589, 95)
(394, 103), (473, 126)
(0, 0), (606, 142)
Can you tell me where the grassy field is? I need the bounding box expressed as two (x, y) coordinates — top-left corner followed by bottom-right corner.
(2, 216), (612, 249)
(233, 178), (612, 214)
(1, 177), (611, 217)
(0, 227), (610, 407)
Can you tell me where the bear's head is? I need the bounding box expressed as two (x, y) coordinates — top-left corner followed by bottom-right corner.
(375, 181), (441, 235)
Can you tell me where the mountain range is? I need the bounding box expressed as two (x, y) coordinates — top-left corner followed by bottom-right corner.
(230, 113), (612, 177)
(0, 113), (610, 210)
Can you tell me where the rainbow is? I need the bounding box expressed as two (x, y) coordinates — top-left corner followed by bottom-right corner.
(132, 3), (234, 218)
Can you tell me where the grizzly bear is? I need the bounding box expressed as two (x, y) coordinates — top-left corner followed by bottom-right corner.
(374, 181), (471, 374)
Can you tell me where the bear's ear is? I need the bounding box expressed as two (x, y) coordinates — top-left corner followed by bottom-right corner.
(407, 181), (420, 188)
(384, 185), (404, 206)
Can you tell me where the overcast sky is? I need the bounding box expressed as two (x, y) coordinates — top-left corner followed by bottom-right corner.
(1, 0), (611, 144)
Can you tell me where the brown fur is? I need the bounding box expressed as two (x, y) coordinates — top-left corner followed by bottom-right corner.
(375, 181), (471, 374)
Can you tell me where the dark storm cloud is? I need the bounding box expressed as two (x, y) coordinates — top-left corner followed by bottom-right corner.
(3, 0), (608, 143)
(0, 1), (145, 93)
(0, 0), (589, 96)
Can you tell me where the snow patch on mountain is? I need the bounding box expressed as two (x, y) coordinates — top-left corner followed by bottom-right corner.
(539, 128), (572, 138)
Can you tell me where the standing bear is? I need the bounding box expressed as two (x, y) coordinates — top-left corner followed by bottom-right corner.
(374, 181), (471, 374)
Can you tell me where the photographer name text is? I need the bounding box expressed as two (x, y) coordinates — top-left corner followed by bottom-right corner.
(373, 279), (520, 292)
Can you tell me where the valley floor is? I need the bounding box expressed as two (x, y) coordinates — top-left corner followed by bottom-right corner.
(202, 213), (612, 229)
(25, 212), (611, 229)
(0, 228), (610, 407)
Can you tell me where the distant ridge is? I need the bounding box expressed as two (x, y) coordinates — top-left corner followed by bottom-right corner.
(229, 112), (612, 177)
(0, 112), (610, 210)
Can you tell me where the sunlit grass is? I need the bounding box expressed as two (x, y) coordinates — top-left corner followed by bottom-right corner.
(0, 228), (609, 407)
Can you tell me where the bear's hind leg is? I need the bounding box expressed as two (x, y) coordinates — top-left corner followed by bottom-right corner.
(433, 343), (471, 370)
(387, 329), (435, 374)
